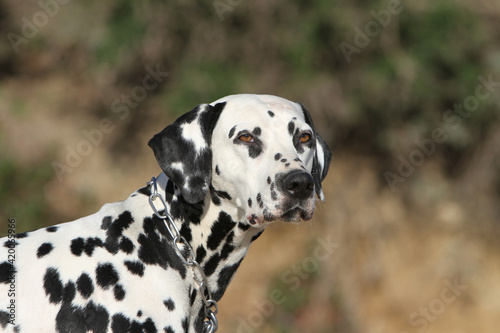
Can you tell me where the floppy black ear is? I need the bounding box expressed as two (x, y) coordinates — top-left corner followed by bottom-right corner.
(148, 102), (226, 204)
(300, 104), (332, 202)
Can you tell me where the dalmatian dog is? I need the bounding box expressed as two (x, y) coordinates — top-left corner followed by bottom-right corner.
(0, 94), (331, 332)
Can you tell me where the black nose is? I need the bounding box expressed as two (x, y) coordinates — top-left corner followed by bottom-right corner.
(281, 170), (315, 200)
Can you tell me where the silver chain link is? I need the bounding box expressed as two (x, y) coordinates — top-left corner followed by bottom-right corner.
(147, 177), (218, 333)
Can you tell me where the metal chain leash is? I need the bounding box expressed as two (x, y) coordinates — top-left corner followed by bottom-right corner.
(147, 177), (219, 333)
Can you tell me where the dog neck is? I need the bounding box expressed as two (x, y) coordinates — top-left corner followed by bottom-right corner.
(146, 173), (265, 301)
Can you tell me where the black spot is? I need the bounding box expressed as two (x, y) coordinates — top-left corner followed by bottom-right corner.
(214, 259), (243, 301)
(256, 193), (264, 208)
(253, 127), (262, 136)
(238, 222), (251, 231)
(56, 301), (109, 333)
(274, 153), (282, 161)
(267, 177), (272, 184)
(163, 298), (175, 311)
(251, 230), (265, 242)
(46, 226), (58, 232)
(62, 281), (76, 303)
(112, 313), (130, 333)
(119, 237), (134, 254)
(101, 216), (112, 229)
(15, 232), (28, 239)
(210, 185), (232, 206)
(96, 263), (119, 289)
(44, 267), (64, 304)
(288, 121), (295, 136)
(196, 246), (207, 263)
(215, 165), (221, 175)
(164, 326), (175, 333)
(228, 125), (237, 138)
(0, 310), (9, 328)
(101, 211), (134, 255)
(294, 157), (301, 162)
(207, 212), (236, 250)
(37, 242), (54, 258)
(189, 288), (198, 306)
(268, 110), (275, 117)
(204, 253), (221, 276)
(248, 198), (252, 207)
(138, 216), (187, 279)
(226, 231), (234, 244)
(137, 311), (142, 317)
(248, 145), (263, 158)
(137, 185), (151, 196)
(124, 260), (145, 277)
(3, 239), (18, 248)
(76, 273), (94, 299)
(220, 243), (235, 260)
(281, 158), (287, 163)
(0, 262), (14, 283)
(84, 237), (104, 256)
(285, 163), (290, 167)
(181, 317), (189, 333)
(114, 284), (126, 301)
(71, 237), (85, 256)
(271, 190), (278, 201)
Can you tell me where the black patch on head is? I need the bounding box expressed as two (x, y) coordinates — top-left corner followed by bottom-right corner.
(214, 259), (243, 301)
(56, 301), (109, 333)
(248, 198), (252, 207)
(204, 253), (221, 276)
(76, 273), (94, 299)
(114, 284), (126, 301)
(163, 298), (175, 311)
(96, 263), (119, 289)
(124, 260), (145, 277)
(207, 212), (236, 251)
(215, 165), (221, 176)
(196, 245), (207, 263)
(15, 232), (28, 239)
(137, 311), (142, 317)
(274, 153), (282, 161)
(46, 226), (58, 232)
(37, 242), (54, 258)
(228, 125), (237, 138)
(233, 129), (264, 158)
(138, 216), (187, 279)
(148, 103), (225, 204)
(253, 127), (262, 136)
(288, 121), (295, 136)
(44, 267), (64, 304)
(268, 110), (275, 117)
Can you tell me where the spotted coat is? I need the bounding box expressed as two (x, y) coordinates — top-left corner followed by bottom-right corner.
(0, 94), (331, 333)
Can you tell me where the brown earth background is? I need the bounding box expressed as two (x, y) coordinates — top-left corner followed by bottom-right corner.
(1, 1), (500, 332)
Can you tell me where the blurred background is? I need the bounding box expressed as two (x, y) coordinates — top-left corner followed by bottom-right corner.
(1, 0), (499, 332)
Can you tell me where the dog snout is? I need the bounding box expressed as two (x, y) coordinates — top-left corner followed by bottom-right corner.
(280, 170), (314, 200)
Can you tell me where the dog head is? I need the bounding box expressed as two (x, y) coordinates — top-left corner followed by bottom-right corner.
(148, 94), (331, 226)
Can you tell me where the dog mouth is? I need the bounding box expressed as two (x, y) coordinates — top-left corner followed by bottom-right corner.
(246, 206), (313, 226)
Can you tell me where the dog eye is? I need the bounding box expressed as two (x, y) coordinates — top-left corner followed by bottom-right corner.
(299, 133), (311, 143)
(239, 133), (254, 143)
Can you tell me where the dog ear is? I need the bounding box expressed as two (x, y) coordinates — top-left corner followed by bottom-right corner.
(300, 104), (332, 202)
(148, 102), (226, 204)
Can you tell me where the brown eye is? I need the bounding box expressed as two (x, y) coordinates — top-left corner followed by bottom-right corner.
(299, 133), (311, 143)
(239, 133), (254, 143)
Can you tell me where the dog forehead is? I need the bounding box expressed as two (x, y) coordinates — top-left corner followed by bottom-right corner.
(211, 94), (306, 130)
